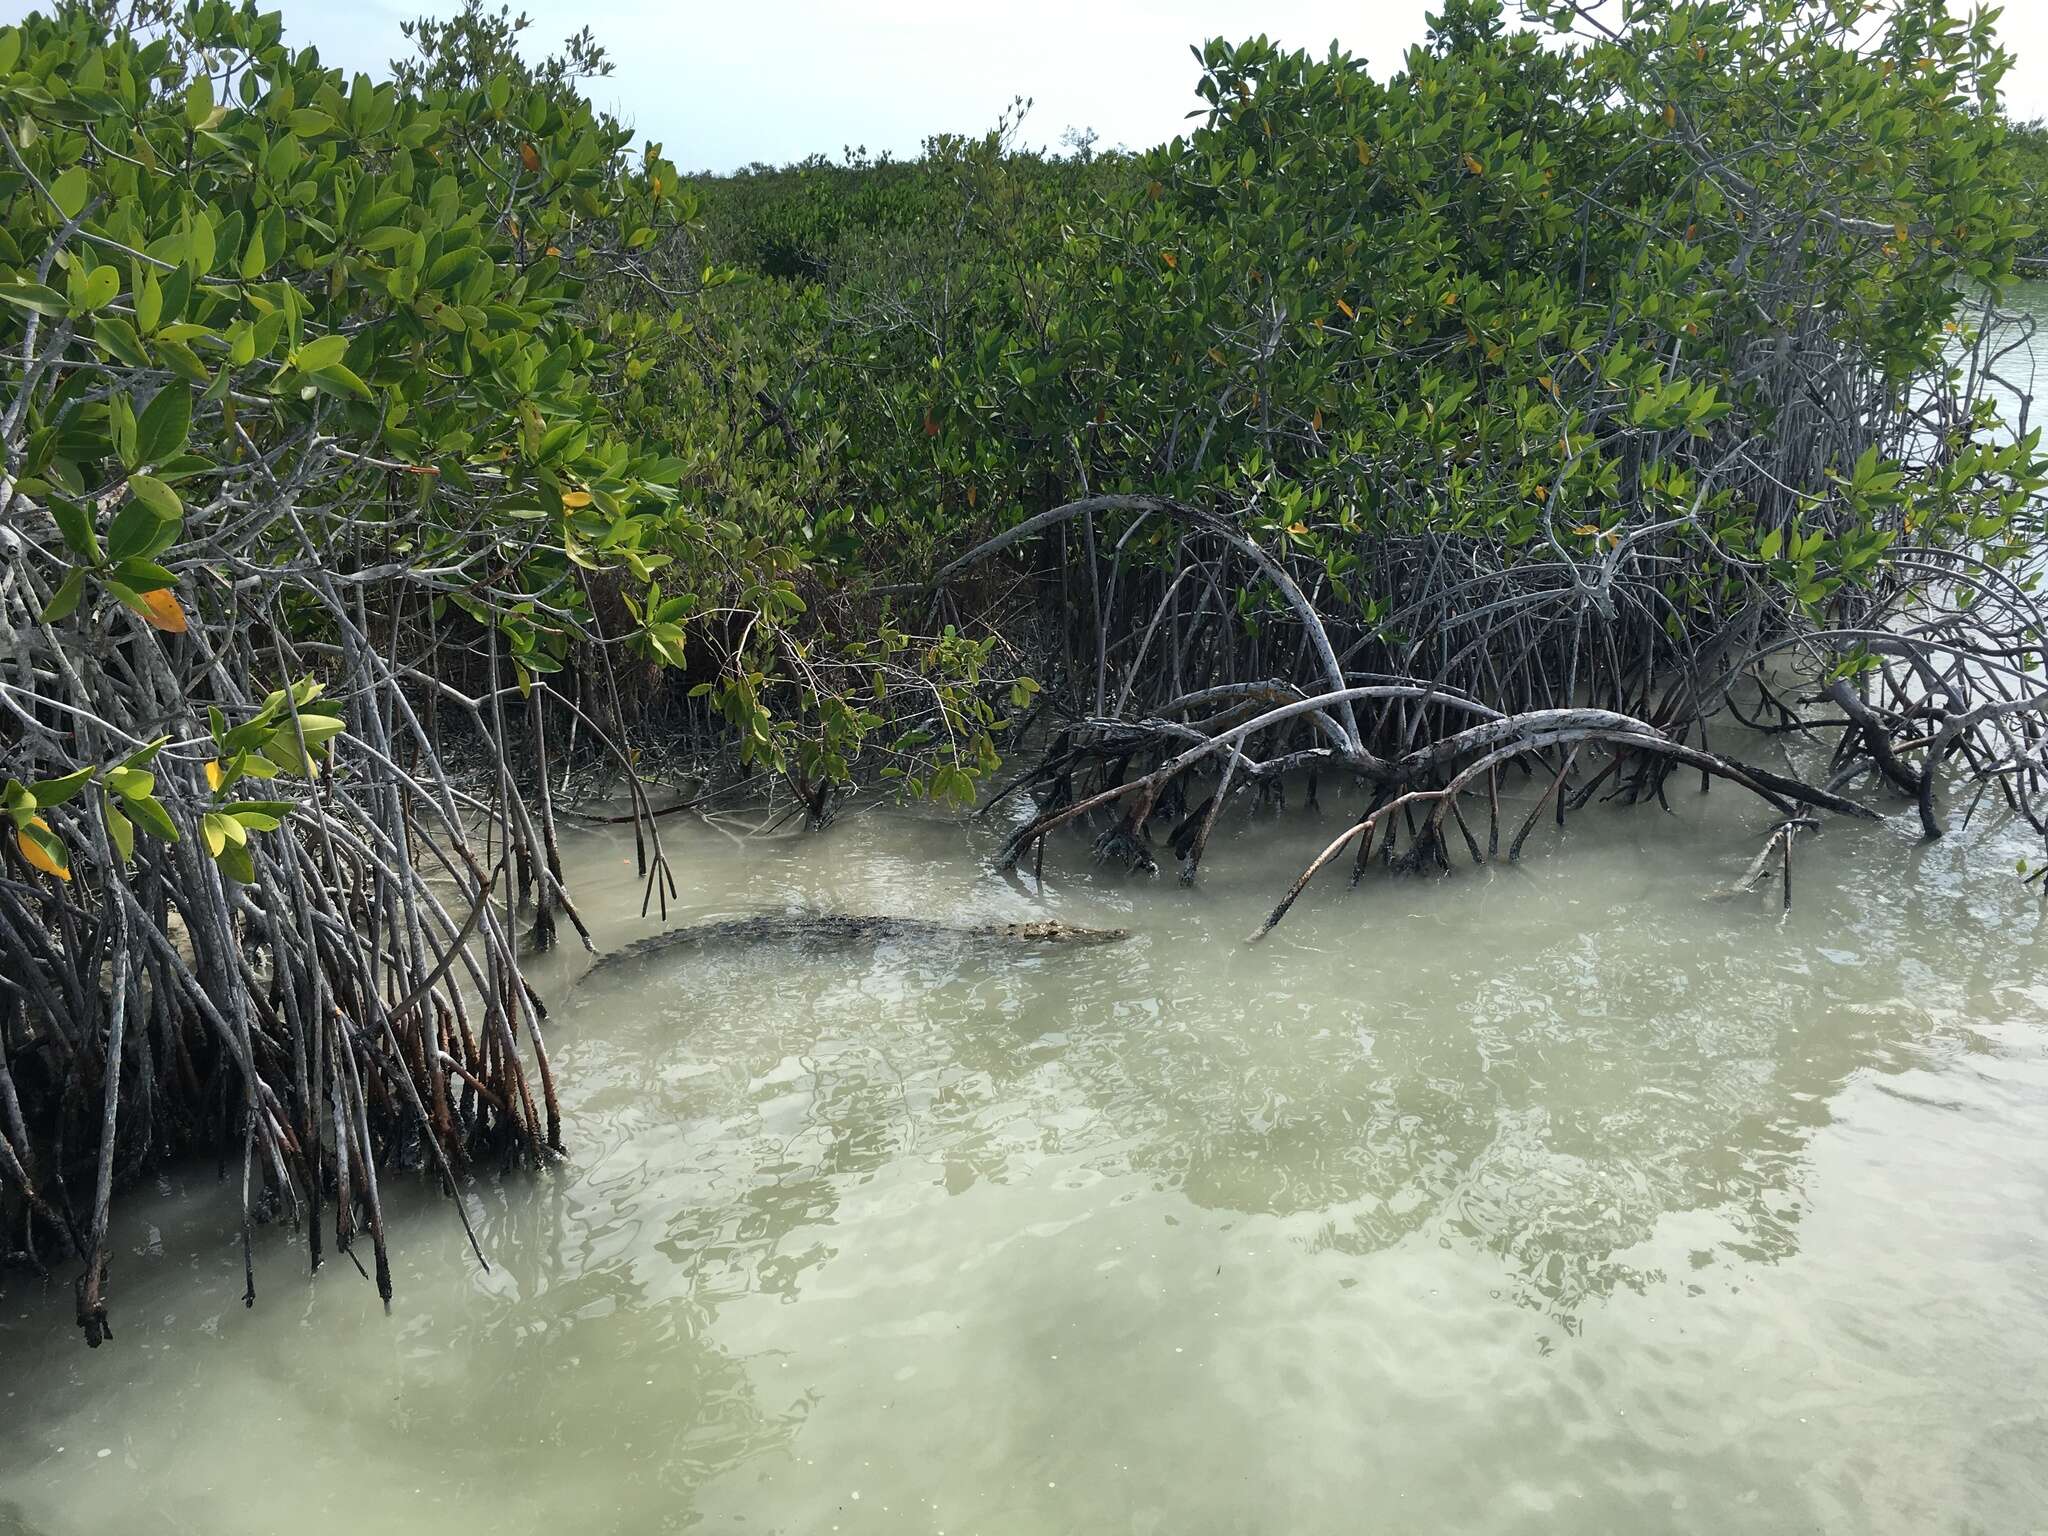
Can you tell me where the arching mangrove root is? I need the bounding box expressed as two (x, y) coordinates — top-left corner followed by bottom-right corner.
(931, 496), (2015, 940)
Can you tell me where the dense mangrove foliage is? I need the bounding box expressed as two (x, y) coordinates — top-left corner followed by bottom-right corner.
(3, 0), (2046, 1341)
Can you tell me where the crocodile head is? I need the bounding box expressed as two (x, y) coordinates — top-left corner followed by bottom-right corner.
(994, 920), (1130, 945)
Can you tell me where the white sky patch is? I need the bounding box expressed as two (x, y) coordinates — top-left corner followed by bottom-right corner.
(4, 0), (2045, 169)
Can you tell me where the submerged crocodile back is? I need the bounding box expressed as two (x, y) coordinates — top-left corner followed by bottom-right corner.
(579, 910), (1128, 984)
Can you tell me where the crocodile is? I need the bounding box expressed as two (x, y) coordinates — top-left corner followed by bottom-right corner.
(576, 910), (1129, 984)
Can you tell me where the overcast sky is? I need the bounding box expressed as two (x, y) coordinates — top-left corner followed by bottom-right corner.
(11, 1), (2048, 170)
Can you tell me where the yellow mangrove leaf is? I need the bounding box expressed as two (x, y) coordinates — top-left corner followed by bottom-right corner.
(17, 818), (69, 881)
(139, 588), (187, 633)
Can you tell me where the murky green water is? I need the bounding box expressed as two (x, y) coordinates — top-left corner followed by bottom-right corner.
(4, 768), (2047, 1534)
(1975, 277), (2046, 440)
(7, 284), (2048, 1536)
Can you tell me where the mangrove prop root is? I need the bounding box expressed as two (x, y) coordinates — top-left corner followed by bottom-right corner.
(0, 482), (679, 1347)
(935, 486), (2048, 940)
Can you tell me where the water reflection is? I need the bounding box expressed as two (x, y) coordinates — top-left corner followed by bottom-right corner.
(2, 781), (2043, 1534)
(552, 788), (2027, 1339)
